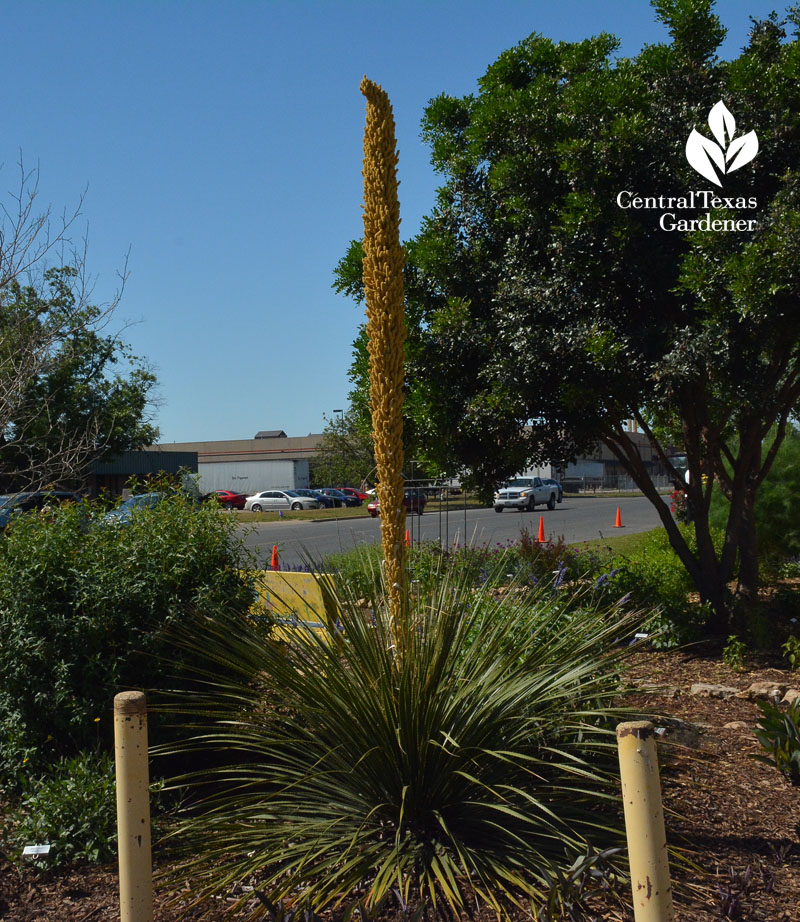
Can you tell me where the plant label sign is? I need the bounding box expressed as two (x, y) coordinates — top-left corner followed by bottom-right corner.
(22, 844), (51, 857)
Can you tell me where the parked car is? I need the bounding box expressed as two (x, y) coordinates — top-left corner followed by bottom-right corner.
(294, 488), (335, 508)
(0, 490), (81, 530)
(367, 488), (427, 517)
(493, 477), (557, 513)
(102, 492), (165, 525)
(244, 490), (320, 512)
(338, 487), (369, 502)
(201, 489), (247, 509)
(541, 478), (563, 503)
(316, 488), (361, 507)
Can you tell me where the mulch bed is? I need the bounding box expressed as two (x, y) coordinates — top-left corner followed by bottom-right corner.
(626, 648), (800, 922)
(2, 647), (799, 921)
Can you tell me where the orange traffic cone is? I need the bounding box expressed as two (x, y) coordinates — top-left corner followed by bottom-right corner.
(615, 507), (623, 528)
(405, 529), (410, 546)
(537, 516), (545, 543)
(271, 544), (279, 570)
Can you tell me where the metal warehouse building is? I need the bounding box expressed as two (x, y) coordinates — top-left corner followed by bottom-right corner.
(88, 449), (198, 496)
(152, 430), (323, 495)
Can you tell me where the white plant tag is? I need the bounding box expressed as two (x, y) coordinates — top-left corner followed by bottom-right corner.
(22, 844), (51, 856)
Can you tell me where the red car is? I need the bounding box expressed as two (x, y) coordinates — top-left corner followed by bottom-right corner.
(202, 489), (247, 510)
(339, 487), (370, 501)
(367, 488), (427, 517)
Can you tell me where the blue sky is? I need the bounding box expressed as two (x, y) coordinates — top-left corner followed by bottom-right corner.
(2, 0), (784, 442)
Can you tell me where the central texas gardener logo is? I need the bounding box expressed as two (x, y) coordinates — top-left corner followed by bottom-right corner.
(685, 100), (759, 187)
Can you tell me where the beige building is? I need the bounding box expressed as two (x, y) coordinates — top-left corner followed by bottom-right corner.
(520, 428), (677, 490)
(154, 425), (677, 495)
(154, 430), (324, 494)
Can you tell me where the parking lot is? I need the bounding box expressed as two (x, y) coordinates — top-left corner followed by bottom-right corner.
(240, 494), (664, 569)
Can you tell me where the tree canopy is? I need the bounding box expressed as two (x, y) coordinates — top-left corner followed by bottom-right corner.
(310, 408), (376, 489)
(336, 1), (800, 626)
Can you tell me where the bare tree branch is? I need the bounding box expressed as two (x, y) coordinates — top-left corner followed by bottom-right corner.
(0, 160), (155, 494)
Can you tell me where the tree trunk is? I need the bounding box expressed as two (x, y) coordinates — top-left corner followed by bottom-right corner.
(691, 514), (732, 633)
(604, 428), (734, 632)
(736, 485), (760, 602)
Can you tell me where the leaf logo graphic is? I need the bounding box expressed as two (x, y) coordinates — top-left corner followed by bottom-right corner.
(685, 101), (759, 187)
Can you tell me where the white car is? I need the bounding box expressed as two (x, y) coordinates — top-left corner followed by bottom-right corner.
(493, 477), (557, 513)
(244, 490), (320, 512)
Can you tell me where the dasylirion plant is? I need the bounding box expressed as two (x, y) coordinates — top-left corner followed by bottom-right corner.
(360, 76), (407, 630)
(154, 77), (636, 922)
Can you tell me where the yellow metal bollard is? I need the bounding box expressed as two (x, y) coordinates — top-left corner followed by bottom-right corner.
(114, 691), (153, 922)
(616, 721), (674, 922)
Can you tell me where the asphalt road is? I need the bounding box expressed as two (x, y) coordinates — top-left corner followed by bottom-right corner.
(240, 494), (665, 569)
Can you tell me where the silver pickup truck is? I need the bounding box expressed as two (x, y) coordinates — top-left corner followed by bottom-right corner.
(493, 477), (558, 513)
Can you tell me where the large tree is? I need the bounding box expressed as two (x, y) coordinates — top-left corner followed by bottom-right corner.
(0, 164), (159, 490)
(337, 1), (800, 628)
(334, 240), (461, 481)
(310, 408), (376, 489)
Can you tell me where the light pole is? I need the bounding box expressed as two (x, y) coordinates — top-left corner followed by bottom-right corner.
(333, 409), (344, 488)
(410, 459), (418, 547)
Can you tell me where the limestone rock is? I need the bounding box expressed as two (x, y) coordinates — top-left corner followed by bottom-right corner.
(655, 717), (704, 748)
(633, 682), (681, 698)
(690, 682), (740, 699)
(782, 688), (800, 705)
(737, 681), (788, 701)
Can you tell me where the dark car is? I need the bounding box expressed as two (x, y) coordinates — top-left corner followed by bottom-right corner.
(102, 492), (166, 524)
(201, 489), (248, 510)
(541, 478), (564, 503)
(294, 488), (335, 508)
(0, 490), (81, 530)
(367, 488), (427, 517)
(317, 488), (361, 507)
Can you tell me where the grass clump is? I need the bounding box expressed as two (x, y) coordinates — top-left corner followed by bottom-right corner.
(157, 556), (637, 919)
(753, 699), (800, 787)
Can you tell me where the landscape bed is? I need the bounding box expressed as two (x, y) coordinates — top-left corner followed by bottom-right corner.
(1, 643), (799, 922)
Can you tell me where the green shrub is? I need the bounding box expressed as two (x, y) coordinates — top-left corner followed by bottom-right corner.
(329, 526), (711, 649)
(2, 751), (117, 871)
(324, 542), (382, 595)
(156, 558), (636, 918)
(326, 540), (523, 600)
(783, 636), (800, 671)
(722, 635), (748, 671)
(516, 529), (584, 586)
(781, 558), (800, 579)
(753, 699), (800, 786)
(0, 488), (256, 783)
(607, 527), (713, 648)
(327, 535), (605, 602)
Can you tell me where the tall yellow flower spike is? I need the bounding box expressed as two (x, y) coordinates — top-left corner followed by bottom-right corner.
(360, 76), (406, 630)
